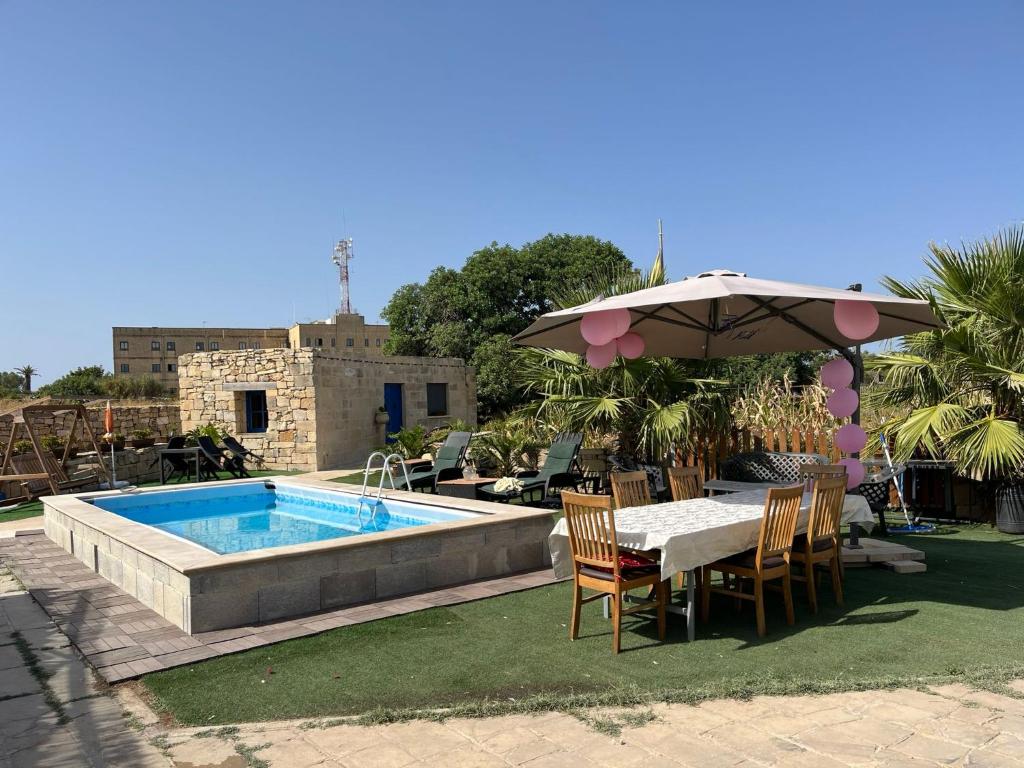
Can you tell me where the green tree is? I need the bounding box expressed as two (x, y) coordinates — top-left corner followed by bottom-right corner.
(381, 234), (631, 417)
(14, 365), (36, 394)
(866, 226), (1024, 479)
(37, 366), (109, 398)
(0, 371), (24, 398)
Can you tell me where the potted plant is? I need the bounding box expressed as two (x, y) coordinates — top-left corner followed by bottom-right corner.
(102, 433), (126, 451)
(129, 428), (156, 449)
(11, 439), (34, 456)
(39, 434), (77, 459)
(374, 406), (390, 425)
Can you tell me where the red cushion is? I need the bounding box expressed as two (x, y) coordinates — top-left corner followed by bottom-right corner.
(588, 552), (658, 573)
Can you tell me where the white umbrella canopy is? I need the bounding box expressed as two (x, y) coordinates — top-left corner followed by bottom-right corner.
(513, 269), (940, 358)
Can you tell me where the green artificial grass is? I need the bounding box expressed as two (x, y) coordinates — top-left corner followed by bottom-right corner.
(332, 470), (384, 486)
(0, 469), (301, 525)
(142, 524), (1024, 725)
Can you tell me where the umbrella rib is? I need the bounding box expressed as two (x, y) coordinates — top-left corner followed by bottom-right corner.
(631, 307), (710, 333)
(744, 296), (854, 358)
(726, 298), (817, 330)
(513, 317), (582, 343)
(659, 304), (713, 330)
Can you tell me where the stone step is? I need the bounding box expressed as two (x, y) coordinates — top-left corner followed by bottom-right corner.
(884, 559), (927, 574)
(841, 537), (925, 566)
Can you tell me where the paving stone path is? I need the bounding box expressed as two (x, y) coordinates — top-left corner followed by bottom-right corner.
(0, 565), (170, 767)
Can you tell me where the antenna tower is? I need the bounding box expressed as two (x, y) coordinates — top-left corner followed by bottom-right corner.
(332, 238), (354, 315)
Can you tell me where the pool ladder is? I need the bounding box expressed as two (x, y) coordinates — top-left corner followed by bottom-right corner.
(357, 452), (411, 523)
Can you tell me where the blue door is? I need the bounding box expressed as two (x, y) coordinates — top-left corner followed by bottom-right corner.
(383, 383), (404, 442)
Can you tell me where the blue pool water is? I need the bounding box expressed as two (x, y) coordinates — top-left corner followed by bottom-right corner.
(89, 482), (476, 555)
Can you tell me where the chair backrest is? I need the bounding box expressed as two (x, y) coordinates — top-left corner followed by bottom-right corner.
(538, 435), (582, 479)
(561, 490), (621, 577)
(197, 436), (224, 462)
(444, 431), (473, 451)
(432, 442), (465, 471)
(755, 485), (804, 566)
(222, 435), (244, 452)
(806, 475), (847, 545)
(610, 470), (651, 509)
(167, 435), (187, 450)
(667, 466), (703, 501)
(798, 463), (847, 492)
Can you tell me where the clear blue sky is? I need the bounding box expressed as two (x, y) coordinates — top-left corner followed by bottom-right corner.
(2, 2), (1022, 385)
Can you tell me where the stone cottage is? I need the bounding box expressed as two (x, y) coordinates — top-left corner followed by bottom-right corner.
(177, 348), (476, 471)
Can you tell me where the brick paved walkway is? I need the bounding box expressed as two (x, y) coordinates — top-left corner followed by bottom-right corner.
(155, 683), (1024, 767)
(0, 530), (562, 684)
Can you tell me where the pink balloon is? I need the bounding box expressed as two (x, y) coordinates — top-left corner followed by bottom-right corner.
(835, 423), (867, 454)
(834, 300), (880, 341)
(585, 340), (617, 369)
(820, 357), (854, 390)
(580, 308), (632, 346)
(616, 332), (646, 359)
(838, 458), (866, 490)
(827, 387), (859, 419)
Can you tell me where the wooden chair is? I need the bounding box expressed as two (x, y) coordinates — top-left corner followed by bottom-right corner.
(791, 475), (846, 613)
(561, 490), (669, 654)
(701, 485), (803, 637)
(667, 466), (703, 501)
(798, 463), (847, 492)
(609, 470), (652, 509)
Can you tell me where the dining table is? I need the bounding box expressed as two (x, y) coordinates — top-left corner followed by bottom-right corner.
(548, 489), (874, 642)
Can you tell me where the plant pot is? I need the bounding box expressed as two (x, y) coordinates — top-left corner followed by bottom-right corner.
(374, 412), (390, 425)
(129, 438), (155, 449)
(995, 484), (1024, 534)
(49, 447), (78, 460)
(102, 440), (126, 452)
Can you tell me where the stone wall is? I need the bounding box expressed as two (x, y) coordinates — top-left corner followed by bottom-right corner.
(178, 349), (317, 471)
(0, 403), (180, 449)
(313, 353), (477, 469)
(176, 348), (477, 472)
(67, 445), (166, 486)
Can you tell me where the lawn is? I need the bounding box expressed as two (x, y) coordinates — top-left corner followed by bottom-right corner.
(0, 469), (301, 525)
(142, 524), (1024, 725)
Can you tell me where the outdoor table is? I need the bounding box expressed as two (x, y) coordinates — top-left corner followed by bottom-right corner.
(158, 447), (201, 484)
(548, 489), (874, 642)
(437, 477), (495, 500)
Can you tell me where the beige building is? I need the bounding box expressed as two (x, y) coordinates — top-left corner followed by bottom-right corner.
(112, 314), (389, 395)
(177, 348), (476, 471)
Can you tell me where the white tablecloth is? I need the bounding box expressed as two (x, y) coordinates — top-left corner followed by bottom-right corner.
(549, 490), (874, 581)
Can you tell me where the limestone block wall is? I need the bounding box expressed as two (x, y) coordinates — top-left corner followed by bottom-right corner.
(0, 403), (180, 448)
(312, 353), (477, 470)
(177, 349), (318, 472)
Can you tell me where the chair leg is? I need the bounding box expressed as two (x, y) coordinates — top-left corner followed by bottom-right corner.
(782, 569), (795, 627)
(830, 554), (845, 607)
(754, 576), (766, 637)
(570, 583), (583, 640)
(805, 558), (819, 614)
(656, 581), (667, 641)
(612, 591), (622, 654)
(701, 566), (711, 622)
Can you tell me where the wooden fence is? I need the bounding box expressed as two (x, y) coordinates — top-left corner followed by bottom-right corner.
(679, 427), (842, 481)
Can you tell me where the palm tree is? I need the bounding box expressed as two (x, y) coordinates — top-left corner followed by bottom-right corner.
(865, 226), (1024, 479)
(514, 252), (730, 462)
(15, 365), (36, 394)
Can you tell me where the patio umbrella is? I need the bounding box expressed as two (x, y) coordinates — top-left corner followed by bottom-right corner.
(513, 269), (940, 360)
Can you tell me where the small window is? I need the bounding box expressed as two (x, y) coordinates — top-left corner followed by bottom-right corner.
(252, 341), (260, 349)
(346, 337), (354, 347)
(376, 338), (381, 347)
(167, 363), (176, 373)
(119, 341), (129, 351)
(316, 338), (323, 347)
(210, 341), (219, 351)
(426, 383), (448, 417)
(166, 341), (176, 351)
(331, 337), (336, 347)
(150, 340), (159, 351)
(120, 363), (130, 373)
(238, 342), (246, 350)
(151, 363), (160, 373)
(244, 390), (269, 433)
(364, 338), (369, 347)
(305, 336), (311, 347)
(195, 341), (204, 351)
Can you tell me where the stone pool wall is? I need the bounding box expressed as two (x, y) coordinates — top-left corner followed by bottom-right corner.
(42, 483), (555, 634)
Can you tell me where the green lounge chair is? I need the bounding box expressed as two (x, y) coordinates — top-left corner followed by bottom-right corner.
(479, 433), (583, 505)
(406, 431), (473, 493)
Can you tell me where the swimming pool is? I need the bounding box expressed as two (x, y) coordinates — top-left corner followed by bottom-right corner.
(43, 477), (556, 633)
(90, 482), (475, 555)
